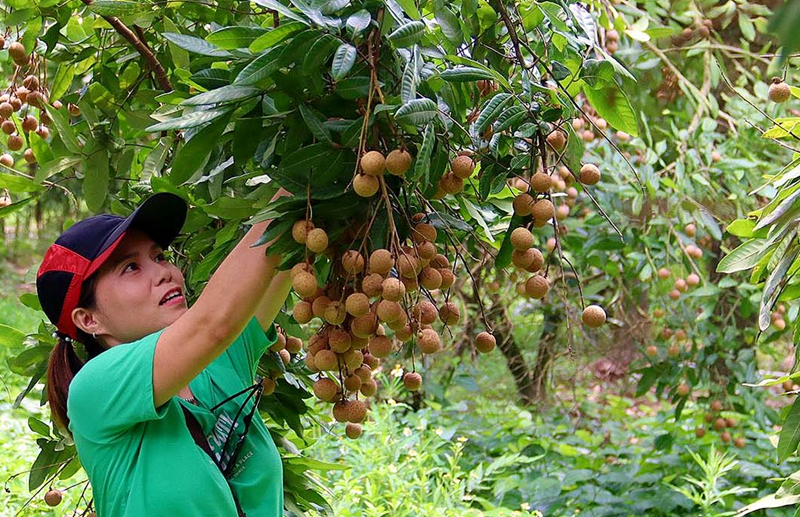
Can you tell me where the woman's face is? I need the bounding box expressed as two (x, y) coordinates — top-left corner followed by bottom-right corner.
(72, 228), (188, 347)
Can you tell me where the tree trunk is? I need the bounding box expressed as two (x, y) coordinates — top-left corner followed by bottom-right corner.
(492, 319), (538, 405)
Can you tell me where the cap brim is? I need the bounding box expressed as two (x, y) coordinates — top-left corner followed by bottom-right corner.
(86, 193), (188, 277)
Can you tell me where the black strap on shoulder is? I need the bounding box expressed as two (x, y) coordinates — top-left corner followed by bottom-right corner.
(181, 404), (247, 517)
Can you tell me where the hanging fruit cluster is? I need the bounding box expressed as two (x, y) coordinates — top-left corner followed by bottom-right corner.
(0, 36), (63, 169)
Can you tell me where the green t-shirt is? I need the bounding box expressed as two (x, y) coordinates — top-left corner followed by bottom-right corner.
(67, 316), (283, 517)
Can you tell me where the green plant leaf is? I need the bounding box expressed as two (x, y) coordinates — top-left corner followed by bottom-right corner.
(388, 21), (426, 47)
(206, 26), (269, 49)
(395, 98), (439, 126)
(717, 240), (772, 273)
(475, 93), (512, 136)
(439, 66), (496, 83)
(88, 0), (150, 16)
(0, 196), (35, 220)
(582, 83), (639, 137)
(0, 324), (26, 347)
(780, 397), (800, 462)
(410, 123), (434, 183)
(47, 107), (81, 154)
(302, 34), (339, 75)
(249, 21), (306, 52)
(170, 114), (230, 185)
(182, 85), (262, 106)
(299, 104), (332, 145)
(346, 10), (372, 33)
(252, 0), (310, 25)
(162, 33), (233, 57)
(759, 242), (800, 331)
(147, 107), (233, 131)
(331, 44), (357, 81)
(84, 148), (109, 213)
(236, 47), (284, 85)
(0, 173), (41, 193)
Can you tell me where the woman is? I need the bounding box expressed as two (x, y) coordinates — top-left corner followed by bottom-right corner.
(37, 190), (293, 517)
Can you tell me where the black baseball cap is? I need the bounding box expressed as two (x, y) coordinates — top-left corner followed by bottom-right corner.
(36, 193), (188, 340)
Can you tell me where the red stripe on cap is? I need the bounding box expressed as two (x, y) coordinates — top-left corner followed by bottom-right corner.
(86, 232), (126, 278)
(38, 244), (90, 278)
(58, 275), (84, 340)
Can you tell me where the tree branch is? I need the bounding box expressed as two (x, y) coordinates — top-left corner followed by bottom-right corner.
(80, 0), (173, 92)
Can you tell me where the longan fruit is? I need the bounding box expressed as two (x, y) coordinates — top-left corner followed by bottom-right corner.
(439, 302), (460, 325)
(696, 427), (706, 438)
(684, 223), (696, 237)
(369, 249), (393, 275)
(21, 115), (37, 132)
(417, 240), (437, 261)
(314, 350), (338, 371)
(22, 75), (39, 91)
(658, 268), (671, 280)
(668, 289), (680, 301)
(261, 377), (277, 395)
(451, 155), (475, 179)
(345, 293), (370, 317)
(404, 371), (423, 391)
(546, 129), (566, 150)
(306, 228), (329, 253)
(35, 126), (49, 139)
(720, 431), (731, 443)
(414, 300), (438, 325)
(361, 273), (384, 298)
(344, 374), (362, 392)
(769, 79), (791, 103)
(292, 272), (318, 298)
(645, 345), (658, 357)
(711, 151), (721, 162)
(346, 422), (363, 439)
(361, 150), (386, 175)
(530, 172), (551, 193)
(376, 300), (404, 323)
(8, 42), (26, 65)
(546, 238), (556, 253)
(397, 254), (419, 278)
(439, 268), (455, 290)
(368, 335), (393, 358)
(44, 489), (62, 506)
(431, 254), (450, 269)
(710, 400), (723, 412)
(286, 336), (303, 354)
(351, 313), (379, 338)
(341, 250), (365, 275)
(582, 305), (606, 327)
(360, 379), (377, 397)
(475, 332), (496, 353)
(353, 173), (379, 197)
(292, 220), (314, 244)
(556, 205), (570, 221)
(1, 120), (15, 134)
(324, 301), (347, 325)
(525, 248), (544, 273)
(412, 223), (437, 243)
(386, 149), (412, 176)
(531, 199), (555, 223)
(525, 275), (549, 299)
(512, 249), (536, 269)
(579, 164), (601, 185)
(381, 277), (406, 302)
(440, 172), (464, 194)
(686, 273), (700, 287)
(667, 344), (680, 357)
(419, 267), (443, 290)
(332, 399), (351, 422)
(354, 365), (372, 383)
(417, 328), (441, 354)
(311, 295), (331, 318)
(0, 154), (13, 167)
(734, 437), (745, 448)
(293, 301), (314, 324)
(676, 383), (690, 396)
(510, 227), (533, 251)
(513, 193), (534, 216)
(24, 148), (36, 164)
(674, 278), (687, 292)
(774, 319), (787, 331)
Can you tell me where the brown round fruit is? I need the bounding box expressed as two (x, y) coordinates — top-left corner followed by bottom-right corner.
(345, 293), (370, 317)
(710, 400), (723, 412)
(403, 371), (423, 391)
(23, 75), (39, 91)
(734, 437), (745, 448)
(361, 150), (386, 175)
(439, 302), (460, 325)
(8, 42), (27, 65)
(475, 331), (496, 353)
(353, 173), (380, 197)
(546, 129), (566, 150)
(292, 272), (318, 298)
(582, 305), (606, 328)
(369, 249), (393, 275)
(292, 220), (314, 244)
(525, 275), (549, 299)
(440, 172), (464, 194)
(714, 418), (727, 431)
(510, 227), (533, 251)
(686, 273), (700, 287)
(0, 154), (13, 168)
(345, 422), (363, 439)
(341, 250), (366, 275)
(1, 120), (15, 135)
(417, 328), (441, 354)
(677, 383), (690, 396)
(306, 228), (329, 253)
(579, 164), (601, 185)
(658, 268), (670, 280)
(530, 172), (551, 193)
(261, 377), (277, 395)
(769, 79), (791, 103)
(7, 135), (23, 151)
(645, 345), (658, 357)
(531, 199), (555, 223)
(386, 149), (412, 176)
(22, 115), (37, 132)
(721, 431), (731, 443)
(695, 427), (706, 438)
(368, 335), (393, 358)
(451, 155), (475, 179)
(44, 489), (62, 506)
(512, 193), (534, 216)
(293, 301), (314, 324)
(24, 148), (36, 164)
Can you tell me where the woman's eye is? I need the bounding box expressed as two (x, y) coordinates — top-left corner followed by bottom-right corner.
(156, 253), (166, 262)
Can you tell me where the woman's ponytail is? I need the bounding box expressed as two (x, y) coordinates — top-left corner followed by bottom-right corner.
(45, 273), (105, 436)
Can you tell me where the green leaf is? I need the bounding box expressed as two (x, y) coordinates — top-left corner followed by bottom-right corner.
(717, 240), (771, 273)
(0, 196), (35, 220)
(162, 33), (233, 57)
(331, 44), (357, 81)
(435, 5), (463, 44)
(582, 84), (639, 137)
(756, 187), (800, 231)
(236, 47), (284, 85)
(47, 107), (81, 154)
(410, 123), (434, 183)
(726, 219), (756, 237)
(401, 46), (420, 104)
(346, 10), (372, 33)
(335, 76), (372, 99)
(0, 324), (26, 347)
(50, 64), (75, 102)
(28, 417), (50, 438)
(493, 105), (526, 133)
(164, 17), (190, 68)
(475, 93), (512, 136)
(182, 85), (262, 106)
(299, 104), (332, 145)
(759, 243), (800, 331)
(440, 66), (495, 83)
(249, 21), (306, 52)
(170, 114), (230, 185)
(393, 0), (421, 19)
(302, 34), (339, 75)
(495, 215), (525, 269)
(206, 26), (269, 50)
(87, 0), (149, 16)
(202, 197), (258, 220)
(388, 21), (426, 47)
(252, 0), (310, 25)
(84, 149), (109, 213)
(0, 172), (41, 193)
(395, 98), (439, 126)
(779, 397), (800, 462)
(147, 107), (233, 132)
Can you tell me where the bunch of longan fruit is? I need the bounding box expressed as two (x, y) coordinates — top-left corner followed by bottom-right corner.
(288, 211), (495, 438)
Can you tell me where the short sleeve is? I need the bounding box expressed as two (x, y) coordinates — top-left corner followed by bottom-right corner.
(67, 330), (169, 444)
(227, 316), (277, 383)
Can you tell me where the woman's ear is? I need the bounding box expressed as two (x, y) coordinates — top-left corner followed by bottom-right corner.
(71, 307), (106, 337)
